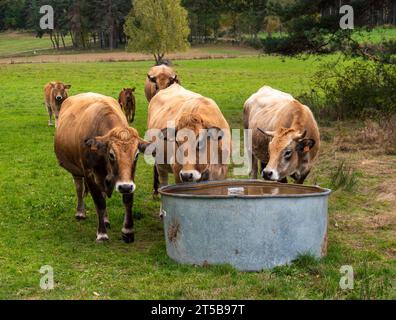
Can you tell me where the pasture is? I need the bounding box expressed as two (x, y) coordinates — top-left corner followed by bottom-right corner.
(0, 31), (73, 58)
(0, 56), (394, 299)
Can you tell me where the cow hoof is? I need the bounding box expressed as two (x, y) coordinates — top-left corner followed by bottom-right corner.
(122, 228), (135, 243)
(96, 233), (109, 243)
(75, 212), (87, 220)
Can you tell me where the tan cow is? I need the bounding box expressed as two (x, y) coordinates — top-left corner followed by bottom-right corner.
(147, 84), (231, 195)
(243, 86), (320, 184)
(55, 93), (150, 242)
(44, 81), (71, 127)
(144, 65), (179, 102)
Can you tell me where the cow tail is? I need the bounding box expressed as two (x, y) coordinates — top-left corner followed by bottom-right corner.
(153, 164), (160, 196)
(83, 178), (89, 197)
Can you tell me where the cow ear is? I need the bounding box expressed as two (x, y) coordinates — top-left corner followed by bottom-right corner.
(84, 138), (107, 152)
(64, 84), (71, 89)
(138, 139), (156, 157)
(257, 128), (275, 138)
(83, 138), (106, 168)
(296, 139), (316, 153)
(148, 74), (156, 83)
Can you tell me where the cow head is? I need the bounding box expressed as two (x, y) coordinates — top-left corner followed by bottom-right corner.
(122, 88), (136, 103)
(51, 82), (71, 105)
(160, 113), (225, 183)
(258, 128), (316, 182)
(84, 127), (150, 197)
(147, 66), (179, 96)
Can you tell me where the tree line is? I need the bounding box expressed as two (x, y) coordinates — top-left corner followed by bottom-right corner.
(0, 0), (395, 50)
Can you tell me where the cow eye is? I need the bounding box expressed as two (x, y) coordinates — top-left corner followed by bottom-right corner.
(284, 150), (292, 160)
(109, 149), (116, 161)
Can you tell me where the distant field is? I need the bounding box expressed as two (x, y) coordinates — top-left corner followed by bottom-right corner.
(353, 27), (396, 44)
(258, 27), (396, 44)
(0, 56), (394, 299)
(0, 31), (73, 57)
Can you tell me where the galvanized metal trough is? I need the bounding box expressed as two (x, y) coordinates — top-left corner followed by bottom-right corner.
(159, 180), (331, 272)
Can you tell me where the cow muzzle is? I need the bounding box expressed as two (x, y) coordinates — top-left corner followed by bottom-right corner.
(116, 182), (136, 194)
(179, 170), (201, 183)
(56, 95), (63, 102)
(262, 169), (280, 181)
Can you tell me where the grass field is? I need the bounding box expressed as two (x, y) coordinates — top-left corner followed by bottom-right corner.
(258, 26), (396, 44)
(0, 55), (395, 299)
(0, 31), (73, 58)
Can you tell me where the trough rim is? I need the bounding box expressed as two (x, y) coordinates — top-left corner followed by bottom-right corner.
(159, 179), (332, 199)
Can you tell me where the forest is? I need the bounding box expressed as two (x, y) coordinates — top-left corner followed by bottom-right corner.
(0, 0), (395, 50)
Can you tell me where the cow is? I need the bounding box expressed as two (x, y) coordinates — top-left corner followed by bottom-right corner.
(118, 88), (136, 123)
(44, 81), (71, 127)
(147, 83), (231, 195)
(144, 65), (179, 102)
(243, 86), (320, 184)
(54, 93), (150, 243)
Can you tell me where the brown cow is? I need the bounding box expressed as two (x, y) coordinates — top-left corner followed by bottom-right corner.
(243, 86), (320, 184)
(144, 65), (179, 102)
(118, 88), (136, 123)
(44, 81), (71, 127)
(54, 93), (150, 242)
(147, 84), (231, 195)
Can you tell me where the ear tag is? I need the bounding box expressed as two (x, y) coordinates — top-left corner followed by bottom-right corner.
(304, 146), (310, 153)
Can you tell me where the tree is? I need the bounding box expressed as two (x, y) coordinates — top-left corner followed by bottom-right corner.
(124, 0), (190, 63)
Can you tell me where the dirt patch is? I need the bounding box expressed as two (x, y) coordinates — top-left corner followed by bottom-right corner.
(0, 45), (259, 64)
(357, 159), (396, 176)
(367, 213), (396, 229)
(376, 181), (396, 204)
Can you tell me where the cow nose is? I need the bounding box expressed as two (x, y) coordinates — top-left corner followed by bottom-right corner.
(117, 183), (135, 194)
(262, 170), (273, 180)
(56, 96), (63, 101)
(180, 173), (194, 182)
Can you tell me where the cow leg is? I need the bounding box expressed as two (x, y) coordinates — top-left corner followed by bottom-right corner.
(153, 164), (160, 197)
(73, 176), (86, 220)
(157, 165), (169, 187)
(86, 178), (109, 242)
(131, 109), (135, 123)
(47, 106), (54, 126)
(249, 155), (259, 179)
(121, 194), (135, 243)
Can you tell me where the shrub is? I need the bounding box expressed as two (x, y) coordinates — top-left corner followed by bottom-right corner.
(300, 60), (396, 120)
(330, 161), (359, 192)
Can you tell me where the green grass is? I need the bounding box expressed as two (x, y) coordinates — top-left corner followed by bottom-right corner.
(352, 26), (396, 44)
(0, 31), (73, 58)
(0, 56), (394, 299)
(258, 27), (396, 44)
